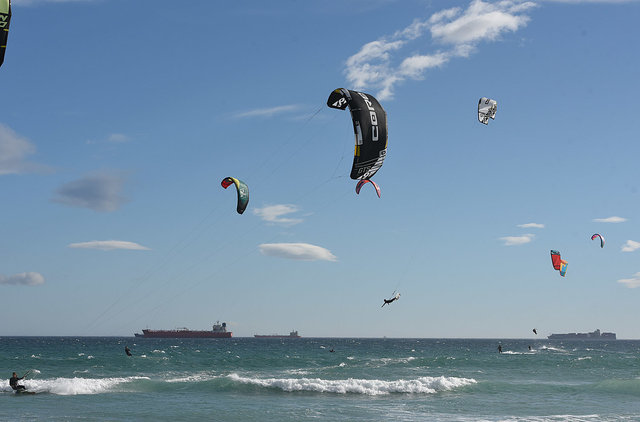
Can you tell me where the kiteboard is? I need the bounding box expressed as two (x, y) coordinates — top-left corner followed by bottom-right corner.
(14, 390), (36, 395)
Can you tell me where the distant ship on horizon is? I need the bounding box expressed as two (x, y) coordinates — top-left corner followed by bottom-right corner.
(134, 321), (232, 338)
(547, 329), (615, 340)
(254, 330), (301, 338)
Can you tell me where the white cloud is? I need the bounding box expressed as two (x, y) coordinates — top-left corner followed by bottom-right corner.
(344, 0), (536, 100)
(232, 105), (302, 118)
(618, 272), (640, 289)
(517, 222), (544, 228)
(621, 240), (640, 253)
(593, 216), (627, 223)
(52, 171), (128, 212)
(0, 123), (43, 175)
(253, 204), (303, 226)
(430, 1), (534, 45)
(0, 272), (45, 286)
(259, 243), (337, 261)
(500, 234), (534, 246)
(68, 240), (150, 251)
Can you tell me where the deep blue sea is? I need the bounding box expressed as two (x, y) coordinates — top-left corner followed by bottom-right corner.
(1, 337), (639, 421)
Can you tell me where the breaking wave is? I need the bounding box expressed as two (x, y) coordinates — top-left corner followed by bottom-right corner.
(2, 376), (148, 395)
(227, 373), (476, 395)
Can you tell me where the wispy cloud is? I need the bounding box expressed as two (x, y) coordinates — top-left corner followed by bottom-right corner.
(52, 171), (128, 212)
(253, 204), (303, 226)
(87, 133), (131, 145)
(618, 272), (640, 289)
(593, 216), (627, 223)
(0, 272), (45, 286)
(500, 234), (534, 246)
(259, 243), (337, 261)
(0, 123), (46, 175)
(68, 240), (150, 251)
(345, 0), (536, 100)
(621, 240), (640, 253)
(517, 222), (544, 228)
(232, 105), (302, 119)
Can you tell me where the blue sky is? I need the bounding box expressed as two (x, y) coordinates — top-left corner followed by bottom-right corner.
(2, 0), (640, 338)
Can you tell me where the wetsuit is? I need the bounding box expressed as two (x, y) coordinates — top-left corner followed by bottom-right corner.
(381, 295), (400, 307)
(9, 375), (25, 391)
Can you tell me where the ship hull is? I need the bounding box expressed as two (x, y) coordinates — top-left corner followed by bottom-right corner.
(547, 334), (615, 340)
(254, 335), (301, 338)
(139, 330), (232, 338)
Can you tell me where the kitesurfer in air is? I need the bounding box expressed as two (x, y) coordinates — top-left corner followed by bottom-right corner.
(9, 372), (27, 391)
(381, 293), (400, 307)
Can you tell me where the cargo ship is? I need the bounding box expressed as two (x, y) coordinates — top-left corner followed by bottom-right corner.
(254, 330), (301, 338)
(547, 329), (615, 340)
(134, 321), (232, 338)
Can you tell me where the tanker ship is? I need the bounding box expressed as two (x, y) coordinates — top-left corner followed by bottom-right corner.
(547, 329), (616, 340)
(254, 330), (301, 338)
(134, 321), (232, 338)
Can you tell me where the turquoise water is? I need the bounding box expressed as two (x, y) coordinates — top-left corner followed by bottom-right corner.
(2, 337), (640, 421)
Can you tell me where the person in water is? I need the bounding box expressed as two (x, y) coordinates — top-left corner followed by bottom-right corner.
(9, 372), (27, 391)
(381, 293), (401, 307)
(125, 346), (132, 356)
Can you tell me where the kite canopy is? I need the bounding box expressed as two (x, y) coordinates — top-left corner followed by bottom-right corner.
(0, 0), (10, 68)
(327, 88), (388, 181)
(591, 233), (605, 248)
(478, 97), (497, 125)
(550, 250), (568, 277)
(550, 250), (562, 270)
(559, 260), (568, 277)
(355, 179), (381, 198)
(221, 177), (249, 214)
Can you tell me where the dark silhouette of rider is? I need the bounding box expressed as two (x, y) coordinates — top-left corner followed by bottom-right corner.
(9, 372), (26, 391)
(381, 293), (400, 307)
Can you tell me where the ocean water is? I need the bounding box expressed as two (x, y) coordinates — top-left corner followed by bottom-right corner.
(1, 337), (639, 421)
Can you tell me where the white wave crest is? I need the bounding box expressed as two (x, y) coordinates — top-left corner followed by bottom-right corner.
(539, 345), (568, 353)
(165, 372), (219, 383)
(2, 376), (148, 395)
(228, 373), (476, 395)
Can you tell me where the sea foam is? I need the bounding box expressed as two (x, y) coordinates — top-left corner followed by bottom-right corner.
(3, 376), (149, 395)
(227, 373), (476, 395)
